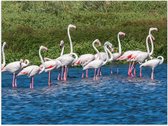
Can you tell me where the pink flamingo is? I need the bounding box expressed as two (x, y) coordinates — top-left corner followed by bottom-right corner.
(56, 24), (78, 81)
(1, 42), (6, 70)
(83, 42), (113, 79)
(17, 65), (45, 89)
(117, 27), (157, 77)
(74, 39), (101, 78)
(140, 56), (164, 80)
(2, 59), (29, 88)
(127, 28), (157, 77)
(39, 46), (61, 86)
(111, 32), (126, 74)
(43, 40), (65, 80)
(17, 46), (46, 88)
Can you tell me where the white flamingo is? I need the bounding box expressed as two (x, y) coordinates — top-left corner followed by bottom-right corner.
(74, 39), (101, 78)
(83, 42), (112, 79)
(140, 56), (164, 80)
(39, 46), (61, 86)
(56, 24), (78, 81)
(2, 59), (29, 88)
(94, 41), (113, 76)
(110, 32), (125, 74)
(1, 42), (6, 70)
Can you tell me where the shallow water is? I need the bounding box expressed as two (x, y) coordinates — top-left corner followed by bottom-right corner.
(2, 64), (167, 124)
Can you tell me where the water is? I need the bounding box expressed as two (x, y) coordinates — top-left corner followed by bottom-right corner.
(2, 64), (167, 124)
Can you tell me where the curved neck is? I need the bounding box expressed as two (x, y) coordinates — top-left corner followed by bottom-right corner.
(24, 59), (30, 66)
(117, 33), (122, 54)
(60, 45), (64, 56)
(149, 35), (154, 56)
(103, 45), (109, 65)
(70, 52), (78, 61)
(146, 35), (150, 54)
(2, 43), (6, 66)
(39, 48), (44, 65)
(92, 41), (100, 54)
(106, 46), (113, 61)
(157, 56), (164, 64)
(68, 27), (73, 53)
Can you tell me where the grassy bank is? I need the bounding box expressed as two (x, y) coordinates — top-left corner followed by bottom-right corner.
(2, 1), (167, 65)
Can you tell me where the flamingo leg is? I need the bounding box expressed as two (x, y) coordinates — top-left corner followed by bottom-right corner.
(57, 68), (61, 80)
(86, 69), (88, 78)
(63, 66), (67, 81)
(94, 68), (97, 79)
(30, 78), (32, 89)
(30, 77), (34, 89)
(61, 67), (64, 80)
(66, 66), (68, 81)
(82, 71), (84, 78)
(97, 68), (100, 76)
(12, 73), (15, 88)
(151, 68), (154, 80)
(32, 77), (34, 89)
(129, 62), (135, 77)
(133, 64), (136, 77)
(48, 71), (51, 86)
(14, 73), (17, 88)
(128, 62), (131, 76)
(100, 67), (102, 76)
(57, 73), (60, 81)
(140, 67), (142, 78)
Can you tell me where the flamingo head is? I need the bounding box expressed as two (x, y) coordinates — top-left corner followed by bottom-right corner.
(40, 46), (48, 51)
(68, 24), (76, 29)
(60, 40), (64, 48)
(149, 27), (158, 32)
(119, 32), (126, 37)
(110, 47), (114, 52)
(149, 27), (158, 40)
(104, 41), (112, 48)
(21, 59), (30, 68)
(104, 41), (114, 52)
(2, 42), (6, 47)
(95, 39), (101, 46)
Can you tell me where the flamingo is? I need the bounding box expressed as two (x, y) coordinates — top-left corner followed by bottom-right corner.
(74, 39), (101, 78)
(17, 46), (47, 88)
(1, 42), (6, 70)
(44, 40), (65, 80)
(94, 41), (113, 76)
(56, 24), (78, 81)
(83, 42), (113, 79)
(117, 27), (158, 77)
(39, 46), (61, 86)
(2, 59), (30, 88)
(110, 32), (126, 74)
(140, 56), (164, 80)
(127, 28), (157, 77)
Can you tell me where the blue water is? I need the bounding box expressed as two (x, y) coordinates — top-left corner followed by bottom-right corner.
(2, 64), (167, 124)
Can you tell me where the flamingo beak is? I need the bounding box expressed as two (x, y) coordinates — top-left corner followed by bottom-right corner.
(111, 48), (114, 52)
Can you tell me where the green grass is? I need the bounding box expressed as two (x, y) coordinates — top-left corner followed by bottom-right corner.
(2, 1), (167, 65)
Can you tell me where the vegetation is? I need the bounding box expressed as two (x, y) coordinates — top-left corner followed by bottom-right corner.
(2, 1), (167, 65)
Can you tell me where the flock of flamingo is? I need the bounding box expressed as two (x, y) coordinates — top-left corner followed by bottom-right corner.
(1, 24), (164, 89)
